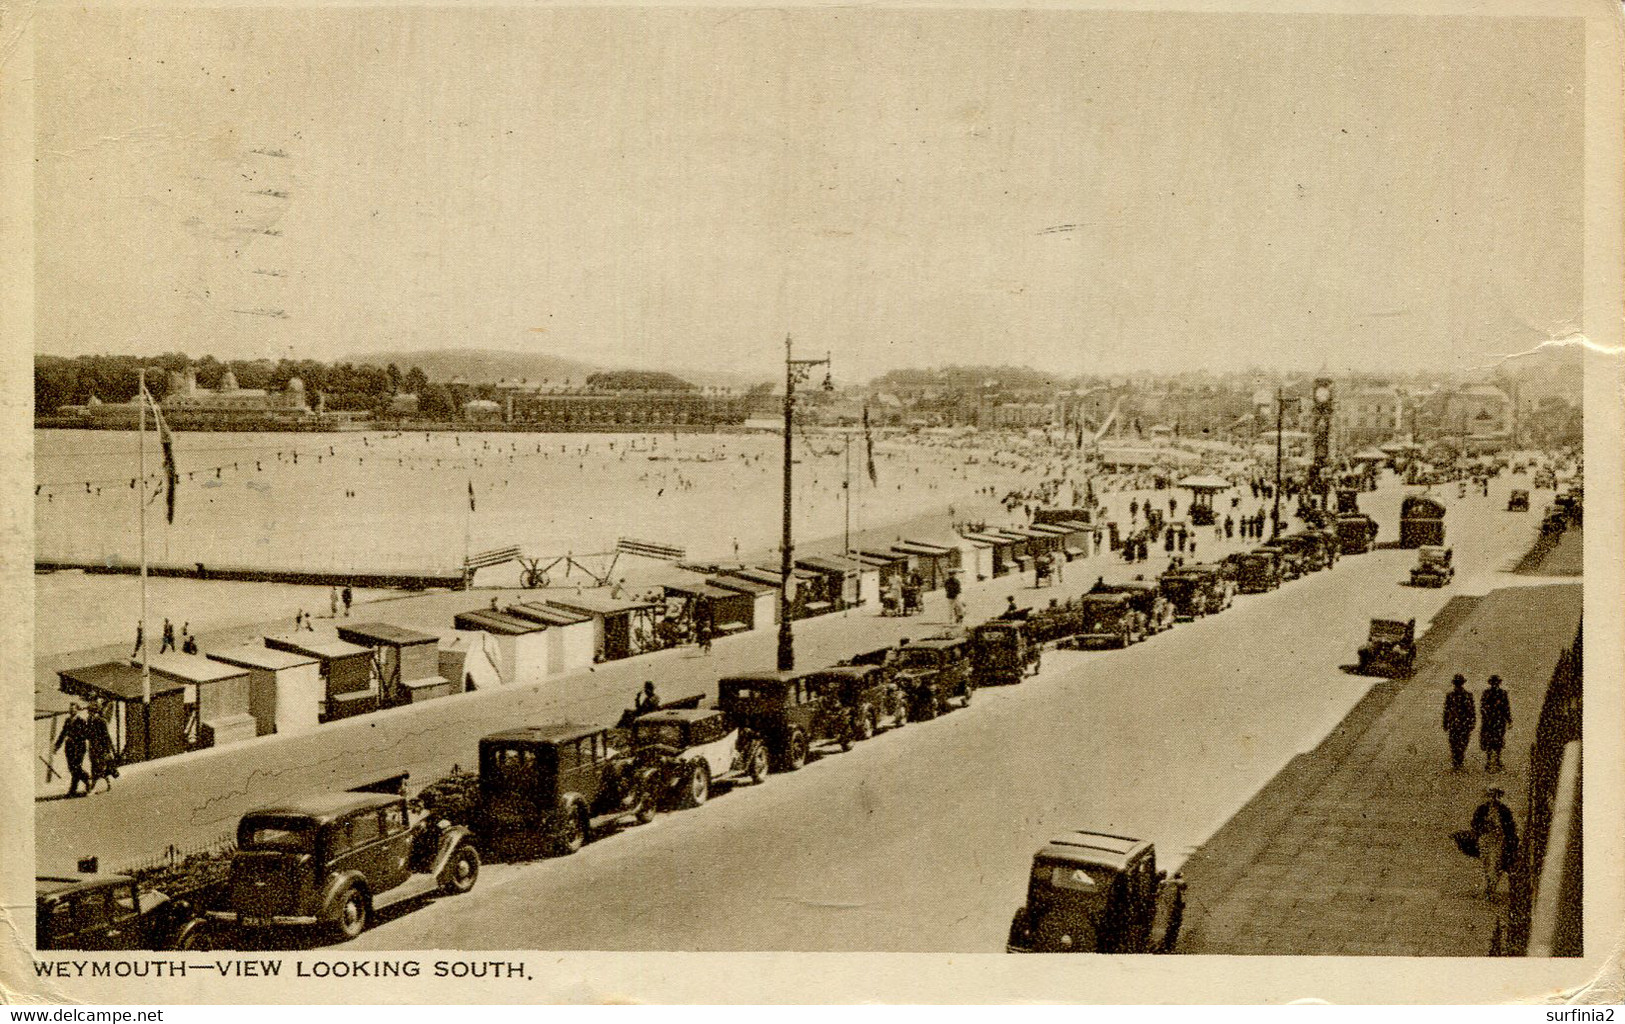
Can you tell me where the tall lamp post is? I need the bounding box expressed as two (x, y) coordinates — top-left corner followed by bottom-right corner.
(778, 335), (832, 670)
(1272, 387), (1285, 539)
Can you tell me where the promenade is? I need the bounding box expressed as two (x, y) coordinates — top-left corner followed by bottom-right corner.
(1176, 527), (1583, 956)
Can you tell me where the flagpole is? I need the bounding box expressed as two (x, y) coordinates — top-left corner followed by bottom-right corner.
(843, 433), (851, 554)
(139, 370), (150, 706)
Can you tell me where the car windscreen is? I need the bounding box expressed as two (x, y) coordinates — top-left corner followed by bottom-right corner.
(1371, 623), (1409, 641)
(634, 721), (687, 748)
(481, 744), (546, 788)
(239, 817), (317, 853)
(893, 649), (941, 669)
(1035, 860), (1112, 898)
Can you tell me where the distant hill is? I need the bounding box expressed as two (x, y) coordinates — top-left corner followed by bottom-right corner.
(358, 348), (604, 387)
(359, 347), (770, 390)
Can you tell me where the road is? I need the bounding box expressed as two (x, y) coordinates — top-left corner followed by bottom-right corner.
(346, 477), (1555, 951)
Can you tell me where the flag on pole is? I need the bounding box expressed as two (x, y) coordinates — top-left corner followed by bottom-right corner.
(862, 406), (878, 486)
(142, 385), (179, 524)
(468, 479), (476, 513)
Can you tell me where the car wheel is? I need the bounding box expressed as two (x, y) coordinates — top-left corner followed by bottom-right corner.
(682, 761), (711, 808)
(784, 729), (809, 771)
(960, 683), (974, 709)
(1030, 654), (1042, 677)
(857, 704), (876, 741)
(172, 919), (223, 951)
(333, 886), (370, 941)
(892, 699), (909, 730)
(746, 743), (770, 784)
(440, 843), (480, 895)
(554, 807), (589, 855)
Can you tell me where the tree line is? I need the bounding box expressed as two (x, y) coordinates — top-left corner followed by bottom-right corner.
(34, 353), (501, 420)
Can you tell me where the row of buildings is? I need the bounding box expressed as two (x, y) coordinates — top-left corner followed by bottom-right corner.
(46, 518), (1105, 773)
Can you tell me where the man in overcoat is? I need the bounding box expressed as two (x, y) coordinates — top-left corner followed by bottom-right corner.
(1479, 674), (1513, 772)
(1442, 674), (1476, 770)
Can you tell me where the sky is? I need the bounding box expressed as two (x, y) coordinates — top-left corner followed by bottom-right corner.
(33, 8), (1584, 380)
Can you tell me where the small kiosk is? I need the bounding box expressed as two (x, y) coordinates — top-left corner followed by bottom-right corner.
(57, 662), (186, 764)
(263, 632), (378, 723)
(145, 652), (256, 749)
(505, 602), (597, 676)
(1177, 475), (1232, 527)
(336, 622), (450, 705)
(451, 609), (550, 685)
(208, 643), (322, 736)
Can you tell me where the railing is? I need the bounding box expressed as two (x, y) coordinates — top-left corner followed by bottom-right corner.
(1508, 623), (1582, 954)
(1526, 741), (1582, 957)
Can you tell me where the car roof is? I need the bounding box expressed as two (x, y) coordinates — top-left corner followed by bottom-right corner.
(37, 873), (136, 899)
(798, 665), (877, 679)
(481, 722), (605, 746)
(1080, 591), (1132, 604)
(1035, 831), (1152, 871)
(905, 636), (964, 649)
(634, 707), (723, 725)
(718, 671), (800, 685)
(242, 790), (400, 823)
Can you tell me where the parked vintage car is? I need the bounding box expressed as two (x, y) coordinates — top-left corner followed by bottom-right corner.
(1336, 513), (1380, 555)
(1231, 551), (1280, 594)
(890, 636), (974, 720)
(631, 706), (769, 808)
(800, 664), (909, 740)
(206, 789), (479, 942)
(1507, 489), (1530, 512)
(716, 671), (851, 772)
(1089, 578), (1174, 634)
(37, 872), (212, 951)
(968, 619), (1042, 686)
(1356, 617), (1417, 677)
(1158, 563), (1233, 620)
(1006, 831), (1186, 954)
(476, 724), (657, 855)
(1409, 546), (1454, 588)
(1071, 592), (1142, 648)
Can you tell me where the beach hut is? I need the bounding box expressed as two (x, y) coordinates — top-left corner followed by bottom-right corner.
(954, 535), (996, 580)
(796, 556), (861, 609)
(505, 601), (598, 675)
(892, 541), (956, 590)
(451, 609), (550, 685)
(437, 631), (504, 693)
(663, 579), (756, 635)
(757, 564), (835, 616)
(544, 593), (665, 662)
(827, 552), (883, 608)
(1003, 526), (1063, 560)
(855, 549), (910, 594)
(263, 632), (378, 723)
(961, 532), (1017, 576)
(707, 575), (779, 627)
(144, 652), (256, 749)
(336, 622), (450, 705)
(1024, 523), (1078, 560)
(208, 643), (322, 736)
(57, 663), (187, 764)
(717, 567), (806, 621)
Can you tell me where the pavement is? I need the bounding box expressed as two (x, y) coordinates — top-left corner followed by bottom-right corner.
(1175, 525), (1583, 957)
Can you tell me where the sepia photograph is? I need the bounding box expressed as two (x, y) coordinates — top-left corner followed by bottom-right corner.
(3, 0), (1621, 1007)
